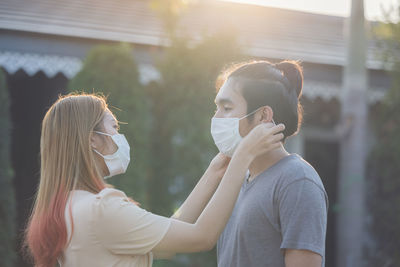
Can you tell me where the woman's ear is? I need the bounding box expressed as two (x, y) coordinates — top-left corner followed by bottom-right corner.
(260, 106), (273, 123)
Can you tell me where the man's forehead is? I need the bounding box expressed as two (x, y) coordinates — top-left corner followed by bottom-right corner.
(215, 79), (240, 103)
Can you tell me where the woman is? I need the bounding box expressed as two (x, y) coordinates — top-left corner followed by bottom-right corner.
(24, 93), (284, 267)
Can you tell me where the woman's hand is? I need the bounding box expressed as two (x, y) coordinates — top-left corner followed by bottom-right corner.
(208, 153), (231, 181)
(235, 123), (285, 161)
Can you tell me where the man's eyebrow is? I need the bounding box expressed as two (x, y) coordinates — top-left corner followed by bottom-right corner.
(215, 98), (233, 105)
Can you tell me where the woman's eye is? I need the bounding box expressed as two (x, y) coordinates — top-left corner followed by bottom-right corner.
(224, 107), (232, 111)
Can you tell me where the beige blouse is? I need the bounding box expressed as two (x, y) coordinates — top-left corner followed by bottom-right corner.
(58, 188), (171, 267)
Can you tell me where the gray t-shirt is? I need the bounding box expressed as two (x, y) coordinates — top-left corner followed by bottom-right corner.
(217, 154), (328, 267)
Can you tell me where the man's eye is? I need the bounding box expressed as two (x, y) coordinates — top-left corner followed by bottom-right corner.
(224, 107), (232, 111)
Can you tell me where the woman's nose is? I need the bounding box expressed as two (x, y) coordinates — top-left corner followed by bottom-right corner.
(213, 110), (222, 118)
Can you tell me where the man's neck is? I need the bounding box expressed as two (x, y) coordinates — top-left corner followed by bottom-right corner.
(247, 145), (290, 183)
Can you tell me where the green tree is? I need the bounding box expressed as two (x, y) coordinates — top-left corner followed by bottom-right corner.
(0, 68), (16, 266)
(149, 33), (244, 267)
(149, 0), (191, 37)
(68, 43), (150, 204)
(368, 4), (400, 266)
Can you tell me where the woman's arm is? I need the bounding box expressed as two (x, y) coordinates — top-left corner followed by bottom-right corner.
(171, 154), (229, 224)
(152, 123), (285, 254)
(154, 154), (229, 259)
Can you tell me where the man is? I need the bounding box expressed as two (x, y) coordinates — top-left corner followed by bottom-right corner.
(212, 60), (328, 267)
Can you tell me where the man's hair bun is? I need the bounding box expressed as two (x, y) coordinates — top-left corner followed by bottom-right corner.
(275, 60), (303, 98)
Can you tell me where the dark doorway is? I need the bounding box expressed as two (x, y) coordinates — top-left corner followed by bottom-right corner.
(304, 139), (339, 267)
(6, 70), (67, 267)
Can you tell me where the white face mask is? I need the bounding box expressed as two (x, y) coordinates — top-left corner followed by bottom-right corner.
(211, 108), (274, 157)
(92, 131), (131, 179)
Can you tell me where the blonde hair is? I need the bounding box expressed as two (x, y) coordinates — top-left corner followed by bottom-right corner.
(24, 93), (110, 266)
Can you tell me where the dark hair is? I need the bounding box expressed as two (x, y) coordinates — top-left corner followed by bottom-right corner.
(217, 60), (303, 140)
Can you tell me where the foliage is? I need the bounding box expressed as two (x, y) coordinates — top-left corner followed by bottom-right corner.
(148, 33), (244, 266)
(149, 0), (191, 37)
(68, 43), (151, 205)
(368, 71), (400, 266)
(372, 6), (400, 69)
(0, 68), (16, 267)
(368, 4), (400, 266)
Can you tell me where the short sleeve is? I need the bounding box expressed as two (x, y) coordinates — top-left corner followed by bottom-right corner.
(92, 188), (171, 255)
(278, 179), (328, 257)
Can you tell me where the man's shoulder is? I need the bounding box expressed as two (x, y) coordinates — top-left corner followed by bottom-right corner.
(275, 154), (325, 193)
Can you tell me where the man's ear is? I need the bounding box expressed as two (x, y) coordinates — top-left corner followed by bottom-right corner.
(260, 106), (273, 123)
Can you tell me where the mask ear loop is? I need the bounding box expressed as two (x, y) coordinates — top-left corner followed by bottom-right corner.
(240, 107), (276, 125)
(93, 148), (105, 157)
(239, 107), (262, 120)
(93, 131), (112, 137)
(92, 131), (114, 157)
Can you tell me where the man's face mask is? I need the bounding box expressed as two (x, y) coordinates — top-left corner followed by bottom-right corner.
(211, 108), (275, 157)
(92, 131), (131, 179)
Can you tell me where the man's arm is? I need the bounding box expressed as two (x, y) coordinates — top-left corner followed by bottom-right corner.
(285, 249), (322, 267)
(278, 178), (328, 267)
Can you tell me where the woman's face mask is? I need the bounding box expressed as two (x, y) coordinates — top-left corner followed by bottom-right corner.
(92, 131), (130, 179)
(211, 108), (275, 157)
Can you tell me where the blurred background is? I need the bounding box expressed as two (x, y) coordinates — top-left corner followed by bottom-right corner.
(0, 0), (399, 266)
